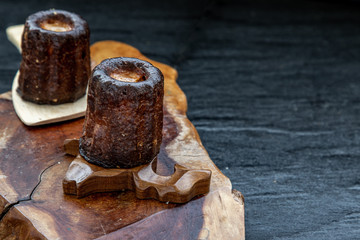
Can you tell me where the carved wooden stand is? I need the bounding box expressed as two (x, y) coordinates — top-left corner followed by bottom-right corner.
(63, 139), (211, 203)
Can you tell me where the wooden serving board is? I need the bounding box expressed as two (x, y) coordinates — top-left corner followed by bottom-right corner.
(0, 40), (245, 239)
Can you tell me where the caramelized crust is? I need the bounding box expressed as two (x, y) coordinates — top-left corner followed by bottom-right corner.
(18, 9), (90, 104)
(79, 57), (164, 168)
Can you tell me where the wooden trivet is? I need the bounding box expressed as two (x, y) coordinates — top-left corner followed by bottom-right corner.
(63, 139), (211, 203)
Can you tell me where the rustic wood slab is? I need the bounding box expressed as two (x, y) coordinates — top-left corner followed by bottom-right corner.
(0, 40), (245, 239)
(7, 25), (87, 126)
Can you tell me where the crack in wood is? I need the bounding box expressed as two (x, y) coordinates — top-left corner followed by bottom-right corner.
(0, 162), (58, 222)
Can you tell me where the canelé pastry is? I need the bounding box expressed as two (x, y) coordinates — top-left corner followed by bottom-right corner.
(18, 9), (90, 104)
(79, 57), (164, 168)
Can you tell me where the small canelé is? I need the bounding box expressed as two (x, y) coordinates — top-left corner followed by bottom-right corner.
(79, 57), (164, 168)
(18, 9), (90, 104)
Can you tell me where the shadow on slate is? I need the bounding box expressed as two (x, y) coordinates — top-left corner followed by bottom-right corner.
(1, 0), (360, 239)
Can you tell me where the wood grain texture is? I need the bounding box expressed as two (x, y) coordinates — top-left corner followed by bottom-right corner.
(62, 153), (211, 203)
(0, 40), (244, 239)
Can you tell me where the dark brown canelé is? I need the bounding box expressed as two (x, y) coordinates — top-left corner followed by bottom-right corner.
(79, 57), (164, 168)
(18, 9), (90, 104)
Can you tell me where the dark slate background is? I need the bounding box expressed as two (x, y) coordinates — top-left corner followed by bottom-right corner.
(1, 0), (360, 239)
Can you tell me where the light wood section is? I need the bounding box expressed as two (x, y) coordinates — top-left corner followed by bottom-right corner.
(6, 24), (23, 52)
(11, 71), (87, 126)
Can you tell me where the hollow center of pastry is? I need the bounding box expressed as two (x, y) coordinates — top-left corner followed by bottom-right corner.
(110, 70), (145, 83)
(40, 19), (73, 32)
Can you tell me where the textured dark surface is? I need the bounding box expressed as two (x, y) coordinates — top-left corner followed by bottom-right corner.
(80, 57), (164, 168)
(1, 0), (360, 239)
